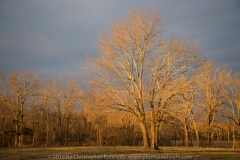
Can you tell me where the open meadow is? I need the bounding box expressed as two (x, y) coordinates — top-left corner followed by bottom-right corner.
(0, 146), (240, 160)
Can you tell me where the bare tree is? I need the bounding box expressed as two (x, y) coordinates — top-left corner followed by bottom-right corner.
(38, 78), (53, 146)
(87, 9), (165, 148)
(0, 69), (40, 147)
(168, 81), (197, 147)
(51, 76), (65, 145)
(62, 77), (82, 146)
(147, 38), (201, 149)
(87, 8), (202, 149)
(29, 95), (41, 146)
(197, 61), (230, 147)
(222, 71), (240, 148)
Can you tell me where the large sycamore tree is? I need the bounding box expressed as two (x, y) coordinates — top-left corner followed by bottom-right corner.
(88, 8), (202, 149)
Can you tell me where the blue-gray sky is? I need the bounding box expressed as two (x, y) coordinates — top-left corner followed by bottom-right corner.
(0, 0), (240, 78)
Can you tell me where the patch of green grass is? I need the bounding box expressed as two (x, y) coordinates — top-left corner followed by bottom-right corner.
(0, 146), (239, 160)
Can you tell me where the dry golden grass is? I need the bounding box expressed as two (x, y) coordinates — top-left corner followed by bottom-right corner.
(0, 146), (239, 160)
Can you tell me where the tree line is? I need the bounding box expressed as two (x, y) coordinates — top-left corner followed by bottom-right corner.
(0, 8), (239, 149)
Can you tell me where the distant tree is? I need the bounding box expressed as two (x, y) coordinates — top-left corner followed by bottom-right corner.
(0, 69), (40, 147)
(222, 71), (240, 148)
(168, 77), (200, 147)
(50, 76), (65, 145)
(196, 61), (230, 147)
(29, 95), (41, 146)
(50, 76), (82, 146)
(38, 78), (53, 146)
(62, 77), (82, 146)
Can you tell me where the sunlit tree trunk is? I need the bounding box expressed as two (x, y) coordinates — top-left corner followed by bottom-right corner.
(207, 111), (214, 147)
(192, 118), (199, 147)
(140, 121), (149, 148)
(183, 122), (189, 147)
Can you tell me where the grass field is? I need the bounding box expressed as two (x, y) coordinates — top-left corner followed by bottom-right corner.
(0, 146), (240, 160)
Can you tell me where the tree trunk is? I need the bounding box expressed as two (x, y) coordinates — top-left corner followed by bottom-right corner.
(174, 130), (177, 146)
(232, 124), (236, 149)
(133, 125), (136, 146)
(140, 121), (150, 148)
(128, 120), (131, 146)
(66, 118), (69, 146)
(151, 121), (159, 149)
(217, 129), (220, 147)
(154, 125), (159, 149)
(14, 123), (18, 147)
(32, 132), (36, 146)
(98, 128), (102, 146)
(150, 109), (159, 150)
(194, 127), (199, 147)
(19, 106), (24, 147)
(18, 134), (22, 147)
(208, 113), (213, 147)
(227, 127), (230, 147)
(58, 116), (64, 146)
(121, 118), (125, 146)
(60, 125), (64, 146)
(184, 123), (189, 147)
(46, 112), (49, 146)
(192, 118), (199, 147)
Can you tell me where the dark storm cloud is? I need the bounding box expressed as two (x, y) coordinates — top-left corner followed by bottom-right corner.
(160, 1), (240, 70)
(0, 0), (240, 78)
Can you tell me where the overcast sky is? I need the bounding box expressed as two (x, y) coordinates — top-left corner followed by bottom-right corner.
(0, 0), (240, 78)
